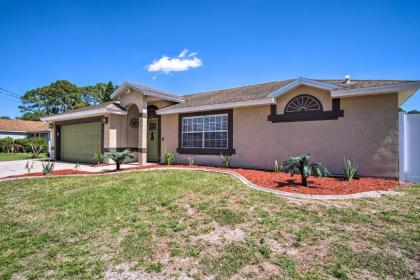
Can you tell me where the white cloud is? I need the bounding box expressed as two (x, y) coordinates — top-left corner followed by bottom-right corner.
(147, 49), (202, 74)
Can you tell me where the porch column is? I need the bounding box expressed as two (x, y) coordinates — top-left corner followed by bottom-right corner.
(138, 96), (148, 165)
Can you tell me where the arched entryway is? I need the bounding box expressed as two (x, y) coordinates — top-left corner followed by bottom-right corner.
(126, 104), (140, 162)
(147, 105), (160, 162)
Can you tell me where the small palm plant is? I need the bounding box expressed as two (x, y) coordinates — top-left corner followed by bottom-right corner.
(281, 154), (330, 186)
(343, 158), (358, 181)
(104, 149), (132, 170)
(93, 153), (104, 165)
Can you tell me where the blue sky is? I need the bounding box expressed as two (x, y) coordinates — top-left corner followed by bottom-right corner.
(0, 0), (419, 118)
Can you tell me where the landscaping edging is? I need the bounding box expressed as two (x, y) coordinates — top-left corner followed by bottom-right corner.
(0, 166), (403, 200)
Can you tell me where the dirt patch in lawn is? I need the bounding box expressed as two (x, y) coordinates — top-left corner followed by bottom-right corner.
(5, 164), (399, 195)
(192, 227), (246, 246)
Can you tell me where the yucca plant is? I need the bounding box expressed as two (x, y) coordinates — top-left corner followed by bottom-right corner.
(220, 153), (231, 168)
(343, 158), (358, 181)
(93, 153), (104, 165)
(188, 156), (194, 166)
(274, 160), (280, 173)
(41, 161), (55, 175)
(163, 151), (175, 165)
(25, 161), (34, 174)
(104, 149), (132, 170)
(281, 154), (330, 186)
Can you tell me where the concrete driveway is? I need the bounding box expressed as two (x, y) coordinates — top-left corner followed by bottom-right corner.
(0, 160), (131, 179)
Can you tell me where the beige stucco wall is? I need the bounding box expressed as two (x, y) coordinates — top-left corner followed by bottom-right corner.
(161, 87), (399, 177)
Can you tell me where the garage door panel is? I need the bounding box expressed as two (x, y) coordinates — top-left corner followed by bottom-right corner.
(60, 122), (101, 163)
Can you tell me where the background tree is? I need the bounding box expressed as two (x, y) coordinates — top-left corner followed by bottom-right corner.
(80, 81), (116, 104)
(0, 116), (11, 119)
(19, 80), (117, 120)
(407, 110), (420, 114)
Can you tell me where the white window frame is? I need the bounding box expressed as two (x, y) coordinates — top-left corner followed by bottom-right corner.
(181, 113), (229, 149)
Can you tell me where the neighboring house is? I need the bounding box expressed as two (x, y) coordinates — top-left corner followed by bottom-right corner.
(0, 119), (50, 140)
(41, 77), (420, 178)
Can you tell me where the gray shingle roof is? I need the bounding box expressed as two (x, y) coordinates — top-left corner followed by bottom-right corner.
(168, 80), (294, 110)
(49, 78), (419, 117)
(161, 79), (418, 110)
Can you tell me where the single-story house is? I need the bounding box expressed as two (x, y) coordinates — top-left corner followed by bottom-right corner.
(0, 119), (50, 140)
(41, 77), (420, 178)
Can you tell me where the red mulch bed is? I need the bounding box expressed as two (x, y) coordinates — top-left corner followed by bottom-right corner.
(126, 164), (398, 195)
(4, 164), (399, 195)
(230, 168), (398, 195)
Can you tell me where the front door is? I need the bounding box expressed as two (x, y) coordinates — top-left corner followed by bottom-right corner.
(147, 119), (159, 162)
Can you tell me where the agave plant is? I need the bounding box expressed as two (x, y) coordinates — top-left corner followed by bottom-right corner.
(41, 161), (55, 175)
(104, 149), (133, 170)
(281, 154), (330, 186)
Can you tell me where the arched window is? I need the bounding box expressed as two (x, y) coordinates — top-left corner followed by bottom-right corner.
(147, 105), (158, 119)
(285, 95), (322, 113)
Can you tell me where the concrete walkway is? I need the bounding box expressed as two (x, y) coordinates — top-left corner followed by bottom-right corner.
(0, 164), (403, 200)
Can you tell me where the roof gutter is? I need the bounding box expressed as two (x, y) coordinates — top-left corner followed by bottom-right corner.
(41, 108), (127, 122)
(157, 98), (276, 115)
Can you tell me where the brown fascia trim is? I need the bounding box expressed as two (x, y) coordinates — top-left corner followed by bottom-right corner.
(54, 116), (104, 161)
(176, 109), (235, 155)
(268, 98), (344, 123)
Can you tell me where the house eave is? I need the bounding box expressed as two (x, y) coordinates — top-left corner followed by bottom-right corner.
(157, 98), (276, 115)
(331, 81), (420, 98)
(41, 108), (127, 122)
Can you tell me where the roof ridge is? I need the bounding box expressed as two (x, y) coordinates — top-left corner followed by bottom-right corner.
(125, 81), (184, 100)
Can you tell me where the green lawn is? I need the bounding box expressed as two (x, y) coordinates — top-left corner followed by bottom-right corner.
(0, 152), (48, 161)
(0, 170), (418, 279)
